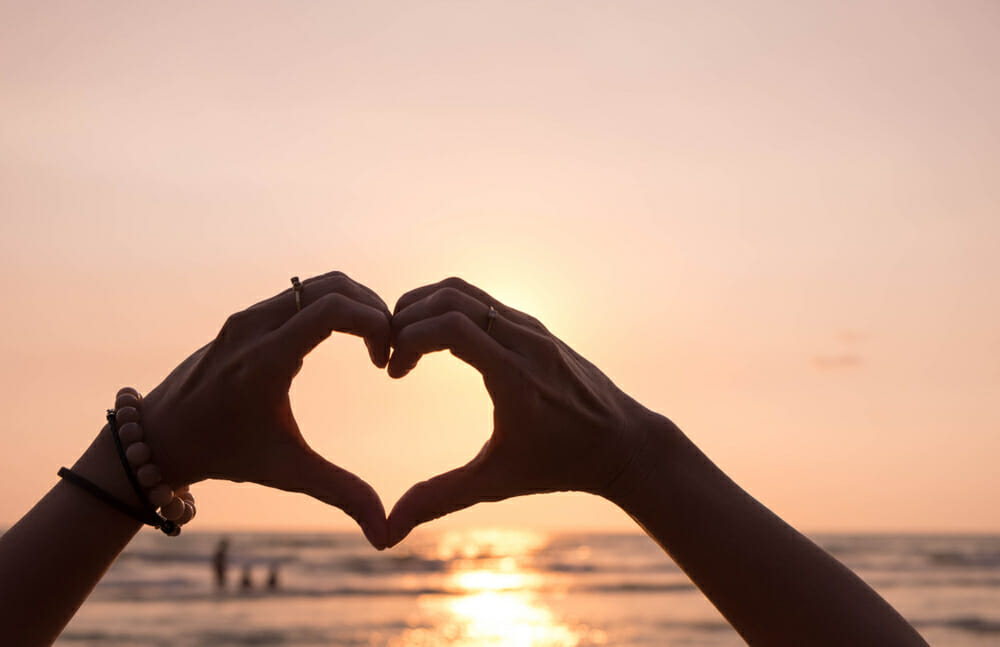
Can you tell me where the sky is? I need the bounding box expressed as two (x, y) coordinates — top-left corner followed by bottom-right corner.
(1, 0), (998, 533)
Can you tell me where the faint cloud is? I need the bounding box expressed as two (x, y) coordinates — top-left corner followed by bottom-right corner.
(836, 330), (866, 343)
(813, 330), (866, 370)
(812, 353), (864, 370)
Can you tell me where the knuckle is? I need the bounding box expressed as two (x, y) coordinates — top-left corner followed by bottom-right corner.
(320, 270), (347, 281)
(526, 314), (548, 332)
(218, 309), (254, 339)
(304, 292), (343, 323)
(540, 337), (561, 360)
(219, 354), (252, 387)
(328, 273), (355, 294)
(440, 276), (469, 292)
(434, 286), (464, 308)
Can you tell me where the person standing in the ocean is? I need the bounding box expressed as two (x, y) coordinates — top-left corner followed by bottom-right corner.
(212, 538), (229, 589)
(266, 562), (280, 591)
(240, 563), (253, 591)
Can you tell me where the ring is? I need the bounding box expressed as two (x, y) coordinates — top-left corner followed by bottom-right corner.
(291, 276), (303, 312)
(485, 306), (498, 335)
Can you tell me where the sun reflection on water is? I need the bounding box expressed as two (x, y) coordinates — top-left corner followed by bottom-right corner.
(444, 589), (579, 647)
(389, 529), (588, 647)
(433, 528), (548, 561)
(453, 566), (532, 593)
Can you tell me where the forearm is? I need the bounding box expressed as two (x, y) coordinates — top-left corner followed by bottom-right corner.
(607, 411), (928, 647)
(0, 426), (142, 646)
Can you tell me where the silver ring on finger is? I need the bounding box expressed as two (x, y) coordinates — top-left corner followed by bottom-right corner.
(291, 276), (303, 313)
(485, 305), (498, 335)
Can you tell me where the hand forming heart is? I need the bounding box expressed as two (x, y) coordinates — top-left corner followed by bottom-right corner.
(14, 279), (934, 647)
(137, 272), (650, 551)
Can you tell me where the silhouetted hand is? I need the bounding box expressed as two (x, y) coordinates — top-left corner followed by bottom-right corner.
(385, 277), (650, 546)
(140, 271), (391, 548)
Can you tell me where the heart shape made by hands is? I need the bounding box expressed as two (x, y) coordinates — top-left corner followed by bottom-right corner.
(308, 276), (640, 550)
(147, 273), (640, 551)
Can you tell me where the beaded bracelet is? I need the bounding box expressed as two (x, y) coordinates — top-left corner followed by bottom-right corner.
(58, 387), (196, 536)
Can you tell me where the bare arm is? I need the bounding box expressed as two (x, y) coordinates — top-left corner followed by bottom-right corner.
(384, 277), (929, 647)
(606, 411), (925, 645)
(0, 271), (392, 645)
(0, 428), (142, 646)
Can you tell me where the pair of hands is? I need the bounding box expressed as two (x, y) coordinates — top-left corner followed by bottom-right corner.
(138, 271), (650, 550)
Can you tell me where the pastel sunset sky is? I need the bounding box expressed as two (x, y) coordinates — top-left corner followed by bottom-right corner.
(2, 1), (998, 533)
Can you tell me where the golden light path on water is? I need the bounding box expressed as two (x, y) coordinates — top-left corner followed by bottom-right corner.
(390, 529), (604, 647)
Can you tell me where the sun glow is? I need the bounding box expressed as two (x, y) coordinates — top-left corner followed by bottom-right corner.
(453, 567), (533, 593)
(433, 528), (547, 562)
(445, 559), (576, 646)
(390, 529), (589, 647)
(445, 590), (580, 647)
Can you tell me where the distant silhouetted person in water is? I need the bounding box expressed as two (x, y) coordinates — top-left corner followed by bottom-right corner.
(212, 538), (229, 589)
(240, 563), (253, 591)
(267, 562), (280, 591)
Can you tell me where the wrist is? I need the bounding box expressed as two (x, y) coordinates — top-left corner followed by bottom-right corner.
(137, 387), (198, 487)
(71, 425), (147, 513)
(602, 409), (691, 510)
(68, 388), (200, 533)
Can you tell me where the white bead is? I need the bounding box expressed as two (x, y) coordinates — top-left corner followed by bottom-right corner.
(149, 484), (174, 508)
(116, 407), (140, 425)
(126, 442), (152, 467)
(136, 463), (161, 488)
(176, 502), (195, 525)
(162, 497), (185, 521)
(115, 388), (140, 409)
(119, 422), (143, 445)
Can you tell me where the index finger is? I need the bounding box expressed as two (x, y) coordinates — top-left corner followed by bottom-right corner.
(251, 271), (391, 330)
(394, 277), (548, 333)
(269, 292), (392, 368)
(387, 310), (516, 381)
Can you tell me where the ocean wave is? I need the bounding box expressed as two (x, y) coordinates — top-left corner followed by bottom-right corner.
(92, 579), (700, 604)
(59, 626), (355, 647)
(118, 548), (1000, 581)
(915, 616), (1000, 635)
(119, 551), (679, 577)
(310, 554), (451, 575)
(927, 550), (1000, 568)
(867, 575), (1000, 590)
(819, 535), (1000, 570)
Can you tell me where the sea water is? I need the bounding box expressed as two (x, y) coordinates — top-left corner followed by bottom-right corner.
(56, 530), (1000, 646)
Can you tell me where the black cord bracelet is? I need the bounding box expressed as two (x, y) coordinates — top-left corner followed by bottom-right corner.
(57, 409), (180, 536)
(57, 466), (163, 527)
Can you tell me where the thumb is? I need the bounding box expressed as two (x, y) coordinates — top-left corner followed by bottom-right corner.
(386, 461), (487, 547)
(278, 450), (388, 550)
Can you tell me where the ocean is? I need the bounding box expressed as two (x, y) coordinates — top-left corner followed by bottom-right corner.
(56, 529), (999, 646)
